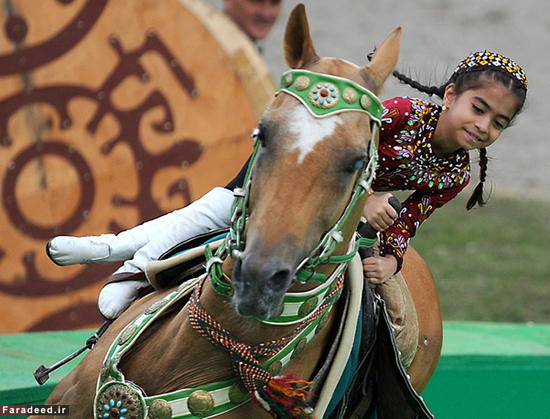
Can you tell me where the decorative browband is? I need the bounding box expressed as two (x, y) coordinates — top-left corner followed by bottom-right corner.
(277, 69), (383, 123)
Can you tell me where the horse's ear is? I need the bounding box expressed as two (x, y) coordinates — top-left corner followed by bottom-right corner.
(284, 4), (319, 69)
(362, 27), (402, 94)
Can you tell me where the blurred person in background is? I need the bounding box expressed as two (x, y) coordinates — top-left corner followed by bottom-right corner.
(222, 0), (282, 43)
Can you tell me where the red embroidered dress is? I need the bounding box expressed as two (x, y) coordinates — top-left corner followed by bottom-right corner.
(373, 97), (471, 271)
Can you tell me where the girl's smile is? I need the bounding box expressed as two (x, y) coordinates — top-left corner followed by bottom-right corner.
(464, 128), (484, 146)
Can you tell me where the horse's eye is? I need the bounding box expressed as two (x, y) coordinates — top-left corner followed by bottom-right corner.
(346, 159), (364, 173)
(253, 127), (267, 147)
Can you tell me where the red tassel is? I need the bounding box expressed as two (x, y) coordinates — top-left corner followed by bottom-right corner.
(254, 374), (316, 419)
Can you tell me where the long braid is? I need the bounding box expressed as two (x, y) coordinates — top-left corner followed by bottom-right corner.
(368, 51), (446, 98)
(466, 148), (490, 210)
(392, 69), (446, 99)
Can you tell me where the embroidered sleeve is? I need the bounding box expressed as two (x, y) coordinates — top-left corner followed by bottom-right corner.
(374, 96), (471, 272)
(379, 183), (468, 272)
(380, 97), (412, 139)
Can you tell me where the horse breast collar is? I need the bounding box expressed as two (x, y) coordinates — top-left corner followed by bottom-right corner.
(94, 271), (345, 419)
(188, 273), (344, 418)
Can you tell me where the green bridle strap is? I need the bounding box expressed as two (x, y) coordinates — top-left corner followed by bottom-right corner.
(205, 243), (233, 299)
(225, 136), (260, 259)
(294, 146), (379, 283)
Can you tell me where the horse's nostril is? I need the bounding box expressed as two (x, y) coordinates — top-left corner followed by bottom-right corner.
(267, 270), (291, 293)
(232, 258), (242, 282)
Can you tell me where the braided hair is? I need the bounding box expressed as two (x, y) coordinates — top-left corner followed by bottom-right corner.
(391, 64), (527, 210)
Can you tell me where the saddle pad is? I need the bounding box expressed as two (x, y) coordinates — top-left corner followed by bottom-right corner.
(313, 254), (364, 417)
(146, 238), (225, 289)
(375, 299), (434, 419)
(312, 253), (434, 419)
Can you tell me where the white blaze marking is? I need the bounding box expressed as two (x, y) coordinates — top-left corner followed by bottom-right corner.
(287, 106), (342, 163)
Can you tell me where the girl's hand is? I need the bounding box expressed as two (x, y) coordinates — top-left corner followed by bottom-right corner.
(363, 193), (398, 231)
(362, 254), (398, 285)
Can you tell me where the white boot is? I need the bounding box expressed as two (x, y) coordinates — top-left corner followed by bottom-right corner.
(97, 274), (151, 320)
(47, 235), (117, 266)
(97, 187), (235, 319)
(47, 211), (183, 266)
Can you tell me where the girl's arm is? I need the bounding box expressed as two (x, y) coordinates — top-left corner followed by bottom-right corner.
(361, 193), (399, 284)
(362, 253), (398, 284)
(379, 186), (466, 273)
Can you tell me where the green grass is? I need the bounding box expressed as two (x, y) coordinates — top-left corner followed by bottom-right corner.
(402, 191), (550, 323)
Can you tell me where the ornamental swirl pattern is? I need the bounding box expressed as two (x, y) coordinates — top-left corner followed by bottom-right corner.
(0, 0), (266, 332)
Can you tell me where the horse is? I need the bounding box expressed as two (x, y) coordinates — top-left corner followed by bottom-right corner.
(32, 4), (442, 418)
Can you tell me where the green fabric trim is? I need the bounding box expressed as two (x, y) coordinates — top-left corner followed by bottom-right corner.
(278, 69), (383, 123)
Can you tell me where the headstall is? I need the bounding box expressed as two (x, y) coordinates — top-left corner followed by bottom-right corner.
(209, 69), (382, 288)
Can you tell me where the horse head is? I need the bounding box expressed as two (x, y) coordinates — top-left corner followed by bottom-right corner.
(230, 4), (401, 320)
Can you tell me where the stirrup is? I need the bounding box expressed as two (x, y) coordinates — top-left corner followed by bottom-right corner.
(33, 320), (112, 385)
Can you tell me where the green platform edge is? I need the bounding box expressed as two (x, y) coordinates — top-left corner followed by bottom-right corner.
(0, 329), (91, 418)
(1, 322), (549, 418)
(422, 321), (550, 419)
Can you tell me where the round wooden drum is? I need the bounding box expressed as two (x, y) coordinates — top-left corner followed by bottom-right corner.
(0, 0), (276, 332)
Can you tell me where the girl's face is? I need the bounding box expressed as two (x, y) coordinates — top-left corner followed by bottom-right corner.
(436, 80), (518, 155)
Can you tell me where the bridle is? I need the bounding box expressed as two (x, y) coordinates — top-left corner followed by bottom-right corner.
(207, 69), (383, 291)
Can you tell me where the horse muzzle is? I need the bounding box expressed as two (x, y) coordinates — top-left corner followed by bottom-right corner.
(231, 254), (294, 321)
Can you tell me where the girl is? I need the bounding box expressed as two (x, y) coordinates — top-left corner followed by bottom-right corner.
(47, 50), (528, 327)
(362, 50), (528, 285)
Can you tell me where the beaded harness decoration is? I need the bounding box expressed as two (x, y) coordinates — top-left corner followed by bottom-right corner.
(94, 269), (345, 419)
(188, 271), (345, 418)
(94, 70), (383, 419)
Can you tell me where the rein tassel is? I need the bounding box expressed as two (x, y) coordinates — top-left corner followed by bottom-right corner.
(255, 374), (316, 419)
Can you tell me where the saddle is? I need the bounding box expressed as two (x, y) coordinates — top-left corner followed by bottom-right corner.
(146, 230), (434, 419)
(325, 283), (433, 419)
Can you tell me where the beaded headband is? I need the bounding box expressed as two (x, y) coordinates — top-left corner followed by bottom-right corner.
(452, 50), (528, 91)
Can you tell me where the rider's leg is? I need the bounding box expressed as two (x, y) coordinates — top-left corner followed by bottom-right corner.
(376, 271), (419, 368)
(46, 187), (234, 266)
(47, 211), (182, 266)
(97, 186), (235, 319)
